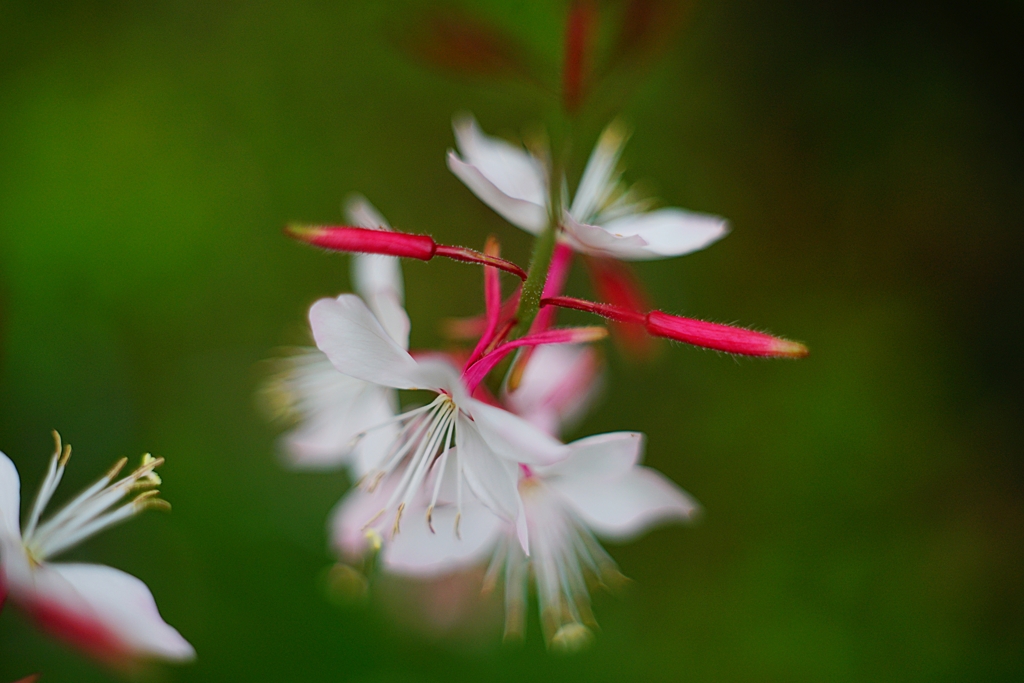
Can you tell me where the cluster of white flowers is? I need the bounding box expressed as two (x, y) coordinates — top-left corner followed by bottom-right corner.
(269, 116), (746, 650)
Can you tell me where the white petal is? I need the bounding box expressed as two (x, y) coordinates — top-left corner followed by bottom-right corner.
(283, 379), (396, 476)
(309, 295), (431, 390)
(555, 467), (700, 541)
(455, 415), (520, 522)
(0, 451), (21, 539)
(345, 194), (392, 231)
(466, 398), (569, 466)
(447, 153), (548, 234)
(329, 486), (387, 562)
(27, 563), (194, 662)
(540, 432), (644, 483)
(505, 345), (602, 436)
(599, 208), (729, 260)
(452, 116), (548, 206)
(362, 290), (410, 351)
(344, 195), (409, 345)
(569, 121), (628, 223)
(560, 213), (652, 260)
(383, 499), (502, 577)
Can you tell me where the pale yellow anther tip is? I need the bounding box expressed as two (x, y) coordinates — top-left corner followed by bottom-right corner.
(364, 528), (383, 552)
(549, 623), (594, 654)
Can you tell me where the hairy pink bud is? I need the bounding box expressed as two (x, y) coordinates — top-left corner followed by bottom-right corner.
(286, 225), (527, 279)
(541, 296), (808, 359)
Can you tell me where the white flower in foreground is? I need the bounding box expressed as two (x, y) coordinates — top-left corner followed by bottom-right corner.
(264, 195), (410, 476)
(447, 115), (729, 261)
(309, 294), (594, 550)
(0, 434), (194, 666)
(361, 431), (699, 651)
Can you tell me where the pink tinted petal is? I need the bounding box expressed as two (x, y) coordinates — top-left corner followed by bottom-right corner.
(561, 213), (650, 259)
(34, 563), (194, 663)
(383, 500), (503, 577)
(600, 208), (729, 260)
(0, 451), (21, 538)
(447, 152), (548, 234)
(555, 467), (699, 541)
(309, 295), (428, 390)
(505, 344), (601, 436)
(465, 399), (569, 466)
(329, 485), (388, 562)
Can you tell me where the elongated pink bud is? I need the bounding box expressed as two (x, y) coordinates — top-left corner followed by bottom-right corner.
(541, 296), (808, 358)
(287, 224), (434, 259)
(286, 225), (527, 279)
(645, 311), (808, 358)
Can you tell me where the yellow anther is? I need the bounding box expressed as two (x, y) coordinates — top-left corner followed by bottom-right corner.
(550, 623), (593, 653)
(139, 454), (162, 486)
(361, 508), (385, 530)
(364, 528), (383, 552)
(392, 503), (405, 535)
(426, 505), (435, 534)
(106, 457), (129, 480)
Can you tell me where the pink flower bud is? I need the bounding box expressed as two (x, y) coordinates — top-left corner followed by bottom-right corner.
(286, 225), (527, 279)
(286, 225), (436, 259)
(541, 296), (808, 358)
(644, 311), (808, 358)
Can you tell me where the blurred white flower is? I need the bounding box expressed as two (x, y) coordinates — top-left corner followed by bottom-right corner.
(448, 115), (729, 261)
(264, 195), (409, 477)
(366, 431), (699, 651)
(0, 434), (194, 666)
(309, 294), (591, 550)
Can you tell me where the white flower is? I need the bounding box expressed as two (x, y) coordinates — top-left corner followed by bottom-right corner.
(309, 294), (574, 549)
(447, 115), (730, 261)
(0, 434), (194, 665)
(264, 195), (410, 476)
(364, 431), (699, 651)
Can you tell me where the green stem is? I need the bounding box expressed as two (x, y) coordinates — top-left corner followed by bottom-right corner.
(511, 121), (571, 339)
(511, 220), (558, 338)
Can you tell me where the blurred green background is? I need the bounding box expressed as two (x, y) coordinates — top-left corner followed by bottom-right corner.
(2, 1), (1022, 681)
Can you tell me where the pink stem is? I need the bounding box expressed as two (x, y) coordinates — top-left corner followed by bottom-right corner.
(530, 242), (575, 334)
(466, 238), (505, 368)
(433, 245), (527, 279)
(462, 326), (607, 393)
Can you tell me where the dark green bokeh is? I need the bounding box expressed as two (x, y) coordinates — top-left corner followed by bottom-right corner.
(1, 1), (1022, 681)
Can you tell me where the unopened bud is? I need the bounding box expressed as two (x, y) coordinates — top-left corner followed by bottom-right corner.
(286, 225), (527, 279)
(541, 296), (808, 358)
